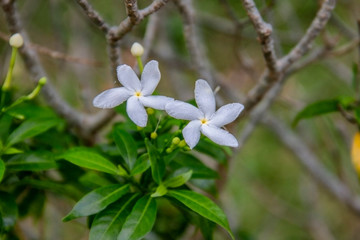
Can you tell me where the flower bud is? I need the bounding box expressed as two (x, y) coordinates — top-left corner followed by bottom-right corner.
(178, 140), (187, 148)
(9, 33), (24, 48)
(150, 132), (158, 139)
(166, 148), (173, 154)
(146, 108), (155, 115)
(131, 42), (144, 57)
(172, 137), (180, 145)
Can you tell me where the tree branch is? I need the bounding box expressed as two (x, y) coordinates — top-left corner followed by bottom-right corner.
(75, 0), (110, 33)
(279, 0), (336, 71)
(241, 0), (279, 76)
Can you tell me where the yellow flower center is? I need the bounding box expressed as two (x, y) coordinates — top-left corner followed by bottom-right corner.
(134, 91), (142, 97)
(200, 118), (208, 125)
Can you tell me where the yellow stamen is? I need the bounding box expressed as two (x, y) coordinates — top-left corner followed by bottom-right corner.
(200, 118), (208, 124)
(135, 91), (142, 97)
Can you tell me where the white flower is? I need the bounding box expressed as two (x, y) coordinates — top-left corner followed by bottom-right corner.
(165, 79), (244, 149)
(93, 60), (173, 127)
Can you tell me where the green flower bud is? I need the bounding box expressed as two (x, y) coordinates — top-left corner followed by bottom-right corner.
(178, 140), (187, 148)
(150, 132), (158, 139)
(172, 137), (180, 145)
(146, 108), (155, 115)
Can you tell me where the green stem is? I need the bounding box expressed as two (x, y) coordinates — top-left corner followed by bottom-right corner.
(1, 48), (17, 107)
(136, 56), (144, 74)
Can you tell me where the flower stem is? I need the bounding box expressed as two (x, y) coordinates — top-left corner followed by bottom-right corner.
(1, 47), (17, 107)
(136, 56), (144, 74)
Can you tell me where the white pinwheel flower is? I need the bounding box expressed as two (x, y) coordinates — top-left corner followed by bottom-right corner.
(93, 60), (173, 127)
(165, 79), (244, 149)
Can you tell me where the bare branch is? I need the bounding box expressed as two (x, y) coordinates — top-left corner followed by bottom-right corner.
(125, 0), (140, 25)
(241, 0), (278, 76)
(262, 114), (360, 217)
(75, 0), (110, 33)
(110, 0), (169, 41)
(279, 0), (336, 71)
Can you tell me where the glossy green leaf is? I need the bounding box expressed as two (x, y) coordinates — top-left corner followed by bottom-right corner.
(0, 192), (18, 230)
(292, 99), (339, 127)
(89, 194), (138, 240)
(5, 117), (60, 147)
(0, 159), (5, 183)
(145, 138), (165, 184)
(63, 184), (130, 222)
(117, 195), (157, 240)
(164, 170), (192, 188)
(113, 129), (137, 170)
(151, 184), (168, 198)
(6, 151), (57, 171)
(59, 147), (119, 175)
(79, 172), (113, 188)
(172, 153), (218, 179)
(167, 190), (234, 240)
(131, 153), (150, 176)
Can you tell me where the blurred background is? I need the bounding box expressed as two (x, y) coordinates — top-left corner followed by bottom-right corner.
(1, 0), (360, 239)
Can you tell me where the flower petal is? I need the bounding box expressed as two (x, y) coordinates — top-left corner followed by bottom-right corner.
(93, 87), (132, 109)
(183, 120), (202, 149)
(141, 60), (161, 95)
(195, 79), (216, 118)
(201, 124), (238, 147)
(209, 103), (244, 127)
(140, 95), (173, 110)
(165, 100), (203, 121)
(117, 64), (141, 91)
(126, 96), (148, 127)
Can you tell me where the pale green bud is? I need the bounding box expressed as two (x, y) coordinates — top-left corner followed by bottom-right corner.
(131, 42), (144, 57)
(9, 33), (24, 48)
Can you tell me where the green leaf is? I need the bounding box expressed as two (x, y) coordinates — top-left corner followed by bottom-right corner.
(117, 195), (157, 240)
(0, 192), (18, 230)
(172, 153), (218, 179)
(6, 151), (57, 171)
(195, 139), (227, 163)
(151, 184), (168, 198)
(131, 153), (150, 176)
(0, 159), (5, 183)
(167, 190), (234, 240)
(89, 194), (138, 240)
(113, 129), (137, 170)
(59, 147), (119, 175)
(5, 117), (60, 148)
(164, 170), (192, 188)
(79, 172), (113, 188)
(145, 138), (165, 184)
(63, 184), (130, 222)
(3, 147), (23, 155)
(292, 99), (340, 127)
(352, 62), (359, 91)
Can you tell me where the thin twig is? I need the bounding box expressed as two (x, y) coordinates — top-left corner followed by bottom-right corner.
(241, 0), (278, 76)
(75, 0), (110, 33)
(278, 0), (336, 71)
(125, 0), (140, 25)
